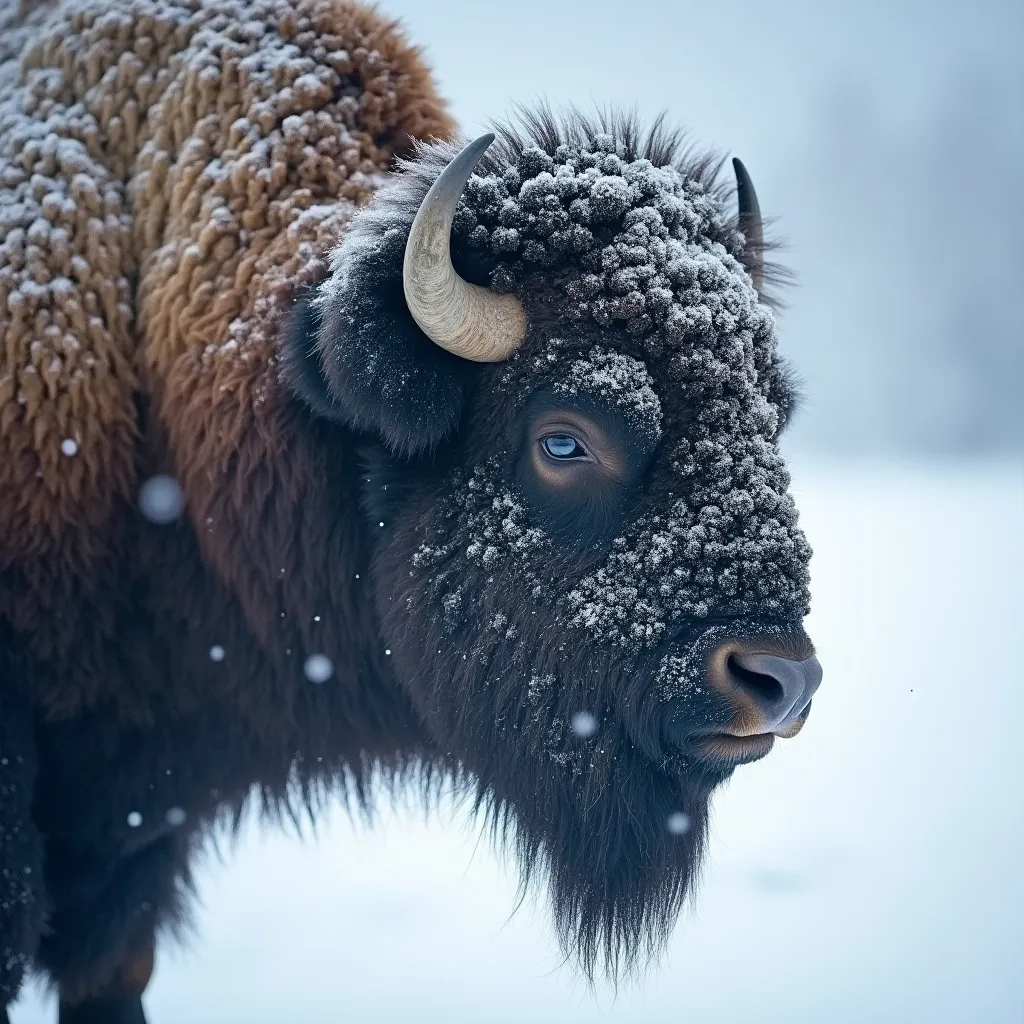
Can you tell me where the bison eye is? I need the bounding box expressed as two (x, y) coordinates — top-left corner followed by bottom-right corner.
(542, 434), (589, 461)
(520, 404), (641, 543)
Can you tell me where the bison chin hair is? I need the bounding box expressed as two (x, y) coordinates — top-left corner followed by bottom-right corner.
(458, 741), (712, 983)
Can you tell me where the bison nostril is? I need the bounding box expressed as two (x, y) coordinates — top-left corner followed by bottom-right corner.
(726, 655), (785, 707)
(714, 648), (823, 736)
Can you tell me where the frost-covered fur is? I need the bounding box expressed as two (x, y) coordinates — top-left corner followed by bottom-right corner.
(1, 1), (814, 1015)
(310, 109), (809, 644)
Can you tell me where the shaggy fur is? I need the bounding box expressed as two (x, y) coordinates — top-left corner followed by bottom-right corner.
(1, 0), (816, 1015)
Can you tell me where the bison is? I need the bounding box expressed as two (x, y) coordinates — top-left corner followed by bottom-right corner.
(0, 0), (822, 1020)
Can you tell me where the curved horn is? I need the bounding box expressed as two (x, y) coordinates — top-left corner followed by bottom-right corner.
(732, 157), (764, 294)
(403, 134), (527, 362)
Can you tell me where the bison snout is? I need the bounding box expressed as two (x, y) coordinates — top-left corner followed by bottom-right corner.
(707, 642), (823, 739)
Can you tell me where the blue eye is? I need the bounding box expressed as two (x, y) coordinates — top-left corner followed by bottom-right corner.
(543, 434), (585, 460)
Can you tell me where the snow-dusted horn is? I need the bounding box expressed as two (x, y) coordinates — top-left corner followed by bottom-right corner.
(732, 157), (764, 294)
(403, 134), (527, 362)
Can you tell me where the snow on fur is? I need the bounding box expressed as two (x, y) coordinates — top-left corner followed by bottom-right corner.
(552, 346), (663, 442)
(386, 117), (810, 654)
(0, 0), (453, 578)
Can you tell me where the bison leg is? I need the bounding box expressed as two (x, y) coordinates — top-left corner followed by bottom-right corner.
(35, 838), (174, 1020)
(57, 944), (153, 1024)
(0, 683), (46, 1013)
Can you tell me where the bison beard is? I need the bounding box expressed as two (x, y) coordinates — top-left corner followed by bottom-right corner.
(410, 648), (711, 981)
(372, 462), (804, 978)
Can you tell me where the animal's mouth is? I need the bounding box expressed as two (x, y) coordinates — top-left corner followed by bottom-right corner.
(691, 710), (810, 766)
(694, 732), (776, 766)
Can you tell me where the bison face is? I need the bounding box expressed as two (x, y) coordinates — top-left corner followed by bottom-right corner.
(288, 112), (820, 978)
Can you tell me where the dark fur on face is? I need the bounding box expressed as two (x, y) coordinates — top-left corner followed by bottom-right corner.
(285, 107), (814, 980)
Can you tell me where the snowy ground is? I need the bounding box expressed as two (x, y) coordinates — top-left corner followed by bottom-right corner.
(12, 462), (1024, 1023)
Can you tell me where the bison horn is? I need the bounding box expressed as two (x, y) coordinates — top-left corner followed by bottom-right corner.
(403, 134), (527, 362)
(732, 157), (764, 294)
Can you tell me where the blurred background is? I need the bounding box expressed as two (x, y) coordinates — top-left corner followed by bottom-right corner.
(13, 0), (1023, 1021)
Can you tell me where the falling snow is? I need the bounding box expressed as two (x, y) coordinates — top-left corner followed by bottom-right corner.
(666, 812), (691, 835)
(139, 476), (186, 526)
(303, 654), (334, 684)
(570, 711), (599, 739)
(165, 807), (187, 827)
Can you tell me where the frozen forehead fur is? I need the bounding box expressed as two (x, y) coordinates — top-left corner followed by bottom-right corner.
(318, 108), (812, 651)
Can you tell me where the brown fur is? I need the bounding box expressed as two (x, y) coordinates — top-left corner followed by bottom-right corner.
(0, 0), (454, 719)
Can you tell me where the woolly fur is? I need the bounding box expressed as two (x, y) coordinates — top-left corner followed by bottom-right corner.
(0, 0), (453, 663)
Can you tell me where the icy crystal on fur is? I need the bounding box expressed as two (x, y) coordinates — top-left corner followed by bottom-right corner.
(552, 346), (662, 441)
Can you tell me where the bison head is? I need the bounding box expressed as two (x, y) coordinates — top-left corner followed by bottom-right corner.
(286, 110), (820, 979)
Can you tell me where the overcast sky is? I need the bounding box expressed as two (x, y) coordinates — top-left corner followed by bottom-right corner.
(385, 0), (1024, 455)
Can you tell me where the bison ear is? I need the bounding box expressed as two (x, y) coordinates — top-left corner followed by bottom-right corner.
(282, 228), (471, 456)
(281, 295), (347, 422)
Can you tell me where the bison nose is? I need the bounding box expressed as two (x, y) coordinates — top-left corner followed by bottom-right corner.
(708, 645), (823, 737)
